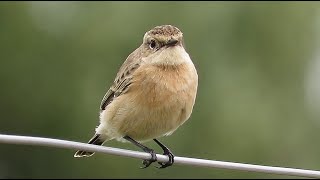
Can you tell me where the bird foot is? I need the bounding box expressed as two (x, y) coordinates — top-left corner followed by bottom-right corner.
(140, 149), (157, 169)
(156, 148), (174, 169)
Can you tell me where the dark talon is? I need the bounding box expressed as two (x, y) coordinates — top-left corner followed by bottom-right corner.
(140, 149), (157, 169)
(123, 136), (175, 169)
(156, 148), (174, 169)
(153, 139), (175, 169)
(123, 136), (158, 169)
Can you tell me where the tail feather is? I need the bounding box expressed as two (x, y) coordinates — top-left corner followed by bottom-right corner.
(74, 134), (105, 158)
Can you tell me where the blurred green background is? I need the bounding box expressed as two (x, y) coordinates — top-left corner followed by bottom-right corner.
(1, 1), (320, 178)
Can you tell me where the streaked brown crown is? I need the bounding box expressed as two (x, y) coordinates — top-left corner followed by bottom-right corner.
(147, 25), (182, 37)
(143, 25), (183, 44)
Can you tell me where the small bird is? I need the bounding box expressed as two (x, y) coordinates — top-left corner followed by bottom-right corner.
(74, 25), (198, 169)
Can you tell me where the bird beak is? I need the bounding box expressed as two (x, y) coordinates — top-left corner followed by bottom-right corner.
(166, 39), (178, 46)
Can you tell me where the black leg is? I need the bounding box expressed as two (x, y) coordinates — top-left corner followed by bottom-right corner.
(123, 135), (157, 169)
(153, 139), (174, 168)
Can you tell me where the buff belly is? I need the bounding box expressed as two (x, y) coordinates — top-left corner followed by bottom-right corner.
(97, 62), (197, 143)
(98, 90), (190, 142)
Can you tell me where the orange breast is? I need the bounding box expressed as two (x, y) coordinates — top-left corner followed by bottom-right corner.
(110, 62), (198, 141)
(130, 63), (197, 108)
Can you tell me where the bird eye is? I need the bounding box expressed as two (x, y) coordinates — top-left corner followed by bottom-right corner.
(149, 39), (156, 49)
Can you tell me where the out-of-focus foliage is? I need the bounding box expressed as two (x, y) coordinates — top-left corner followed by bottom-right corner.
(1, 1), (320, 178)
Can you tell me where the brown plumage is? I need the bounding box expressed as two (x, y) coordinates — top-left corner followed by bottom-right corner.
(74, 25), (198, 169)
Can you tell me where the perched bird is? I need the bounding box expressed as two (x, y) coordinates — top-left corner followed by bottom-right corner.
(74, 25), (198, 169)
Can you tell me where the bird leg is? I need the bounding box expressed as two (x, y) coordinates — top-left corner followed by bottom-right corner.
(123, 135), (157, 169)
(153, 139), (174, 168)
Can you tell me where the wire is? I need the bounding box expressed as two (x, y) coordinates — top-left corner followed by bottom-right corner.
(0, 134), (319, 178)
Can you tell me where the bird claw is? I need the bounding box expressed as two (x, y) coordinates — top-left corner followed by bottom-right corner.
(156, 150), (174, 169)
(139, 150), (157, 169)
(140, 160), (153, 169)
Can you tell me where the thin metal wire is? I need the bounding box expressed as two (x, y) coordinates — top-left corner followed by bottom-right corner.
(0, 134), (319, 178)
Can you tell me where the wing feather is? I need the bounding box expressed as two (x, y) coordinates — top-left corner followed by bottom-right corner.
(100, 48), (142, 111)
